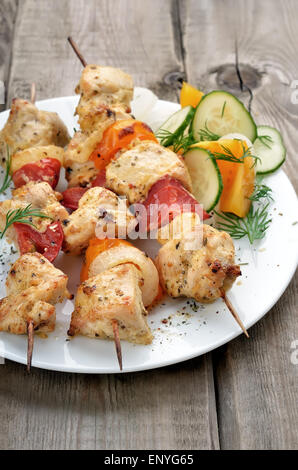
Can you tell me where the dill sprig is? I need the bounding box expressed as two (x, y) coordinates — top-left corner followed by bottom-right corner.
(0, 146), (12, 194)
(214, 204), (272, 244)
(198, 121), (220, 141)
(0, 204), (54, 239)
(156, 128), (196, 153)
(210, 142), (261, 168)
(249, 182), (273, 202)
(257, 134), (273, 149)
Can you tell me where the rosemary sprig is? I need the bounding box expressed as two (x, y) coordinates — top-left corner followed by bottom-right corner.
(214, 204), (272, 244)
(0, 146), (12, 194)
(257, 134), (273, 149)
(198, 121), (220, 141)
(0, 204), (54, 239)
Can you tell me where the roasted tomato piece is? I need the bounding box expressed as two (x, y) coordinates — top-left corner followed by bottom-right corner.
(89, 119), (158, 170)
(14, 221), (64, 262)
(136, 176), (210, 232)
(61, 187), (88, 211)
(12, 158), (61, 189)
(91, 169), (106, 188)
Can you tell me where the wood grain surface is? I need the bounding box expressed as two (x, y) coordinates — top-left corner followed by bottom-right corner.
(0, 0), (297, 450)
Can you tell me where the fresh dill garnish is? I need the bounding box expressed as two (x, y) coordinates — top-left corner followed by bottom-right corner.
(198, 121), (220, 141)
(0, 146), (12, 194)
(249, 182), (273, 202)
(221, 101), (227, 118)
(210, 143), (261, 168)
(0, 204), (54, 239)
(156, 129), (196, 153)
(257, 134), (273, 149)
(214, 204), (272, 244)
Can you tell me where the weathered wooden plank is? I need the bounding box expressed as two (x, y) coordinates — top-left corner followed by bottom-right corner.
(0, 0), (219, 450)
(0, 0), (19, 110)
(181, 0), (298, 449)
(7, 0), (185, 103)
(0, 355), (219, 450)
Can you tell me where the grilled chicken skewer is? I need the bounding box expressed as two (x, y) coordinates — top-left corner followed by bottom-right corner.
(0, 253), (70, 371)
(69, 238), (159, 370)
(156, 213), (249, 337)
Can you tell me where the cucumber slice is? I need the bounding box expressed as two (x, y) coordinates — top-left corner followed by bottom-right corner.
(192, 90), (257, 143)
(184, 147), (223, 211)
(157, 105), (194, 146)
(254, 125), (286, 174)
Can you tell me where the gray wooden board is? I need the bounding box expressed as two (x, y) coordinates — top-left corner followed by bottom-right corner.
(0, 0), (219, 450)
(0, 0), (297, 450)
(181, 0), (298, 449)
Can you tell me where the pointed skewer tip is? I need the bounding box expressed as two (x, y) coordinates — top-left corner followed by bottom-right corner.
(220, 289), (249, 338)
(112, 319), (123, 371)
(67, 36), (87, 67)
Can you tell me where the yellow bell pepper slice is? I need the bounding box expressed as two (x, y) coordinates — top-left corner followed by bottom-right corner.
(196, 139), (255, 217)
(180, 82), (204, 108)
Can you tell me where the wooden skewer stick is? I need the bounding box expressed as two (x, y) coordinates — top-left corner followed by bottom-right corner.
(112, 319), (123, 371)
(30, 82), (36, 104)
(220, 288), (249, 338)
(67, 36), (87, 67)
(27, 320), (34, 373)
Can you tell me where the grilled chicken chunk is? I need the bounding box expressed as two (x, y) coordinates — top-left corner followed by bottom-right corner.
(62, 186), (135, 255)
(68, 264), (153, 344)
(0, 99), (70, 165)
(0, 253), (69, 335)
(155, 224), (241, 303)
(85, 243), (159, 307)
(106, 140), (193, 204)
(64, 65), (133, 187)
(75, 64), (133, 130)
(10, 145), (64, 174)
(0, 181), (69, 245)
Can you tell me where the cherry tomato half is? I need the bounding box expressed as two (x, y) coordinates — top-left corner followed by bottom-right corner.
(89, 120), (157, 170)
(136, 175), (210, 232)
(14, 221), (64, 262)
(12, 158), (61, 189)
(61, 170), (107, 211)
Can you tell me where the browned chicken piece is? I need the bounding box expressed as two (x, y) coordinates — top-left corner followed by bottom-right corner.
(155, 224), (241, 303)
(75, 64), (133, 131)
(84, 243), (159, 307)
(106, 140), (193, 204)
(68, 264), (153, 345)
(62, 186), (135, 255)
(0, 181), (69, 246)
(10, 145), (65, 174)
(0, 99), (70, 165)
(64, 127), (110, 187)
(0, 252), (69, 335)
(64, 65), (133, 187)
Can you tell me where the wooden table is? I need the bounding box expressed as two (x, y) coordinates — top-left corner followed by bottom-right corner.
(0, 0), (297, 450)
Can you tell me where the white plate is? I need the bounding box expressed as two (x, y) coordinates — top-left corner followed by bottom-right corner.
(0, 90), (297, 373)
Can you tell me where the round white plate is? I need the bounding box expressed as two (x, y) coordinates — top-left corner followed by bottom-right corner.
(0, 89), (297, 373)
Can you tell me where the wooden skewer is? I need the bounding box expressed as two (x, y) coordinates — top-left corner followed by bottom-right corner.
(27, 320), (34, 373)
(67, 36), (87, 67)
(30, 82), (36, 104)
(220, 288), (249, 338)
(112, 319), (123, 371)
